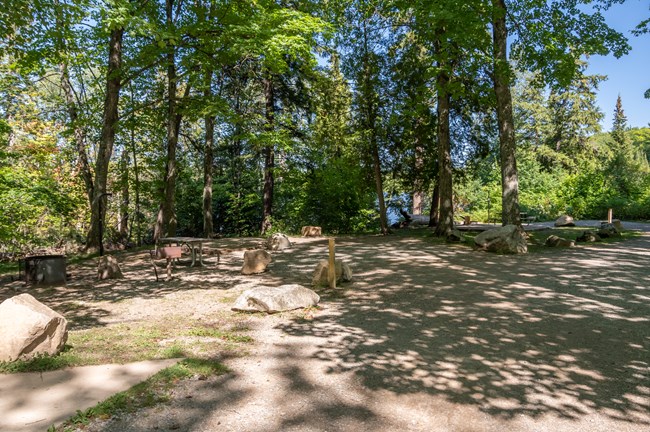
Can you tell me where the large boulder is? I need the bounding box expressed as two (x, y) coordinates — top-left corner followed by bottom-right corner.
(267, 233), (292, 251)
(474, 224), (528, 254)
(0, 294), (68, 362)
(232, 284), (320, 313)
(241, 250), (272, 275)
(554, 215), (576, 227)
(312, 259), (353, 286)
(576, 230), (601, 243)
(97, 255), (124, 280)
(545, 235), (575, 248)
(301, 226), (322, 237)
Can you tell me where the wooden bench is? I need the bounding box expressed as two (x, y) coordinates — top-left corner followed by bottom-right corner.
(149, 246), (182, 281)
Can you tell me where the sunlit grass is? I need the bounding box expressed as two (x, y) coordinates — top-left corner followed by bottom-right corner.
(0, 317), (253, 374)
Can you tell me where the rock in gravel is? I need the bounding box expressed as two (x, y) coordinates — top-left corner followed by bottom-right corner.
(266, 233), (292, 251)
(0, 293), (68, 362)
(232, 284), (320, 313)
(446, 229), (463, 243)
(474, 224), (528, 254)
(554, 215), (576, 227)
(545, 235), (575, 247)
(312, 259), (353, 286)
(97, 255), (124, 280)
(576, 230), (601, 243)
(241, 249), (272, 275)
(598, 223), (621, 238)
(301, 226), (322, 237)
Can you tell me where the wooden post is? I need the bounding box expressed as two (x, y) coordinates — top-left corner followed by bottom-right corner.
(607, 208), (613, 224)
(328, 237), (336, 289)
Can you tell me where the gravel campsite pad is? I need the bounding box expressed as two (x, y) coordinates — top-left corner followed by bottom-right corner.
(2, 221), (649, 432)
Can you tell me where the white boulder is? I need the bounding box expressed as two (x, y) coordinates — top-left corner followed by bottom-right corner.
(267, 233), (292, 251)
(232, 284), (320, 313)
(554, 215), (576, 227)
(0, 294), (68, 362)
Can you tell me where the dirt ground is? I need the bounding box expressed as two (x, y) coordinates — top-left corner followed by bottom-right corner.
(2, 221), (650, 431)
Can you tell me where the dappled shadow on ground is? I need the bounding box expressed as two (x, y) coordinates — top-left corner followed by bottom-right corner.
(76, 337), (387, 432)
(278, 231), (650, 427)
(2, 228), (649, 430)
(0, 237), (275, 329)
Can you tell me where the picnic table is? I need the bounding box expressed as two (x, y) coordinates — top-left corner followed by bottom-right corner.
(159, 237), (205, 267)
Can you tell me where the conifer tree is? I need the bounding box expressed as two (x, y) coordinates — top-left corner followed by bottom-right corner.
(611, 94), (628, 147)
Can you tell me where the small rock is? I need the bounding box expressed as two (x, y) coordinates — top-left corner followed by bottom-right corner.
(576, 230), (601, 243)
(554, 215), (576, 227)
(598, 223), (621, 238)
(266, 233), (291, 251)
(241, 250), (272, 275)
(232, 284), (320, 313)
(312, 260), (353, 286)
(545, 235), (575, 247)
(446, 229), (463, 243)
(97, 255), (124, 280)
(301, 226), (322, 237)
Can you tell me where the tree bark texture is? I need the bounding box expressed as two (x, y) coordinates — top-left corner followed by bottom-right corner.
(153, 45), (179, 240)
(371, 132), (389, 234)
(130, 116), (142, 246)
(360, 47), (388, 235)
(87, 27), (123, 250)
(434, 69), (453, 237)
(118, 150), (129, 240)
(412, 137), (425, 215)
(203, 71), (214, 238)
(155, 0), (187, 241)
(260, 73), (275, 235)
(428, 180), (440, 227)
(492, 0), (521, 226)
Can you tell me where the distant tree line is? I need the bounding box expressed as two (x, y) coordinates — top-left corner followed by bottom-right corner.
(0, 0), (647, 254)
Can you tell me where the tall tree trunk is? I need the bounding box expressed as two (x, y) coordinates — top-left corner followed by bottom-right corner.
(154, 0), (188, 240)
(118, 150), (129, 241)
(428, 180), (440, 227)
(260, 73), (275, 235)
(87, 27), (123, 251)
(203, 70), (214, 238)
(492, 0), (521, 226)
(412, 135), (425, 215)
(412, 193), (423, 215)
(434, 67), (453, 237)
(153, 44), (178, 240)
(360, 48), (388, 235)
(129, 113), (142, 246)
(231, 89), (244, 235)
(370, 132), (389, 234)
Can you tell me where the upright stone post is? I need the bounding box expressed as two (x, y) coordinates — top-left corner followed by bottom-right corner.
(607, 208), (613, 223)
(328, 238), (336, 289)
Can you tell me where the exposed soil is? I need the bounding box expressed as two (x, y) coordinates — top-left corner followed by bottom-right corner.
(2, 221), (649, 431)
